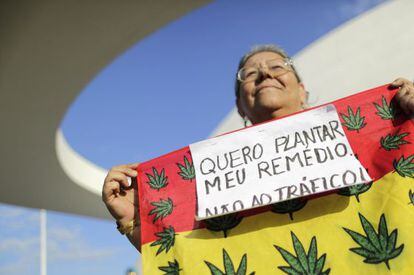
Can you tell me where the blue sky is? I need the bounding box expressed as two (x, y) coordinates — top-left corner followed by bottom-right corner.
(0, 203), (138, 274)
(61, 0), (386, 168)
(0, 0), (387, 274)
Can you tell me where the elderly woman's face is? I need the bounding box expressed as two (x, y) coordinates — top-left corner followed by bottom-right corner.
(237, 51), (306, 124)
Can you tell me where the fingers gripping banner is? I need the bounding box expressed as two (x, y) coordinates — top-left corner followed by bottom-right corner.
(137, 85), (414, 274)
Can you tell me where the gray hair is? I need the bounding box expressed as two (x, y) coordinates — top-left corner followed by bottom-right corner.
(234, 44), (302, 98)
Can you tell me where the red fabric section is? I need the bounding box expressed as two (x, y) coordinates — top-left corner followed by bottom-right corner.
(137, 84), (414, 245)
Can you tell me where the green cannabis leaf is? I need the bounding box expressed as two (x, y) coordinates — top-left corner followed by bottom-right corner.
(409, 190), (414, 205)
(380, 132), (409, 151)
(204, 249), (255, 275)
(205, 213), (243, 238)
(343, 213), (404, 270)
(150, 226), (176, 256)
(374, 96), (396, 120)
(159, 259), (182, 275)
(393, 154), (414, 178)
(337, 183), (372, 202)
(177, 156), (195, 181)
(340, 106), (366, 132)
(274, 231), (330, 275)
(146, 167), (168, 191)
(271, 199), (307, 220)
(148, 198), (174, 223)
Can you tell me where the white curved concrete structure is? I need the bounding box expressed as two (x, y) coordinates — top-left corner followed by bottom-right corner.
(55, 130), (106, 195)
(0, 0), (211, 219)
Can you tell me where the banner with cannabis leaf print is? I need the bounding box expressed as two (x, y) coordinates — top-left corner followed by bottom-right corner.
(136, 84), (414, 274)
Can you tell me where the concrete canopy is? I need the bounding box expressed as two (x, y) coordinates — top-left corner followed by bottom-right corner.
(0, 0), (211, 219)
(2, 0), (414, 221)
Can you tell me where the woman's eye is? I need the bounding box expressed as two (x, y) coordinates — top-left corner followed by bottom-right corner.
(270, 65), (283, 70)
(245, 70), (257, 77)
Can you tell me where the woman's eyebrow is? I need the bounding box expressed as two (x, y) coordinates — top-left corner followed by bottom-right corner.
(244, 58), (285, 68)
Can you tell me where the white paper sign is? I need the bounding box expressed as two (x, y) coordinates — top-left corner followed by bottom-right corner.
(190, 105), (372, 220)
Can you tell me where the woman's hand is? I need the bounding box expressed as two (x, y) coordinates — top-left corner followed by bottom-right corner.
(102, 163), (141, 251)
(102, 163), (139, 223)
(392, 78), (414, 115)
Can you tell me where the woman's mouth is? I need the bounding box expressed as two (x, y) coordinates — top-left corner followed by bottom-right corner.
(256, 85), (282, 95)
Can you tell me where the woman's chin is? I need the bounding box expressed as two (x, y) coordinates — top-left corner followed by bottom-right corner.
(253, 106), (282, 123)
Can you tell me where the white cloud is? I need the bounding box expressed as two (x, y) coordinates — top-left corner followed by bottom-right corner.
(0, 206), (121, 274)
(47, 224), (118, 262)
(0, 236), (39, 275)
(0, 237), (38, 254)
(48, 240), (116, 261)
(0, 204), (40, 274)
(0, 203), (39, 230)
(48, 225), (81, 241)
(0, 207), (25, 218)
(0, 213), (39, 231)
(0, 255), (39, 275)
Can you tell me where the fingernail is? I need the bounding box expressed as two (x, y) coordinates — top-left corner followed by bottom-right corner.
(127, 177), (132, 186)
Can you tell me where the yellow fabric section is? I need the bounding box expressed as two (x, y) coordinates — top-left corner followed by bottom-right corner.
(142, 172), (414, 274)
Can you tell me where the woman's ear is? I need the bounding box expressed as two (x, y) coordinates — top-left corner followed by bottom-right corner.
(298, 83), (307, 106)
(236, 98), (245, 118)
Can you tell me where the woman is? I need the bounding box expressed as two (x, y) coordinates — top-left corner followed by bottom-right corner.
(102, 45), (414, 252)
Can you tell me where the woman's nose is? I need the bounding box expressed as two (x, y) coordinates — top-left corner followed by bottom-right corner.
(255, 66), (273, 83)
